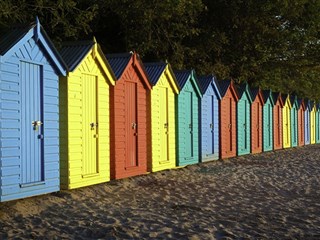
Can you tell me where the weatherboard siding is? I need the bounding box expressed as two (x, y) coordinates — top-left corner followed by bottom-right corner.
(60, 52), (110, 189)
(0, 37), (60, 202)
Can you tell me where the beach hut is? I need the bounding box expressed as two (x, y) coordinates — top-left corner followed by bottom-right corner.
(290, 95), (299, 147)
(218, 80), (239, 159)
(316, 103), (320, 144)
(107, 52), (152, 179)
(174, 70), (201, 166)
(273, 92), (284, 150)
(198, 75), (221, 162)
(59, 39), (115, 189)
(297, 99), (305, 146)
(144, 62), (179, 172)
(282, 94), (291, 148)
(262, 90), (274, 152)
(310, 101), (316, 144)
(250, 87), (264, 154)
(0, 19), (67, 201)
(236, 83), (252, 155)
(304, 99), (311, 145)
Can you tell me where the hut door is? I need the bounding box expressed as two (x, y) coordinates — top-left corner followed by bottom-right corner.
(257, 102), (261, 148)
(185, 92), (193, 158)
(267, 104), (272, 147)
(292, 108), (297, 144)
(160, 87), (169, 162)
(82, 74), (98, 176)
(20, 61), (44, 185)
(227, 97), (233, 153)
(126, 82), (138, 167)
(209, 96), (215, 155)
(276, 105), (281, 145)
(299, 109), (304, 143)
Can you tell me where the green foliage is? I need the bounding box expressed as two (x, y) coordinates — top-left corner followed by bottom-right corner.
(0, 0), (319, 99)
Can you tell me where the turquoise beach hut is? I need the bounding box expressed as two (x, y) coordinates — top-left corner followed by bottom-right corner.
(262, 90), (274, 152)
(305, 99), (311, 145)
(316, 103), (320, 144)
(0, 19), (66, 202)
(174, 70), (202, 166)
(290, 95), (299, 147)
(236, 83), (252, 155)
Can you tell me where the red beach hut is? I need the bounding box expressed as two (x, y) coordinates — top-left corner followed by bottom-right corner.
(273, 92), (284, 150)
(107, 52), (152, 179)
(250, 87), (264, 154)
(297, 98), (305, 146)
(218, 80), (239, 159)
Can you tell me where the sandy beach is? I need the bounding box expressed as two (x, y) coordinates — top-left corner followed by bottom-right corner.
(1, 144), (320, 239)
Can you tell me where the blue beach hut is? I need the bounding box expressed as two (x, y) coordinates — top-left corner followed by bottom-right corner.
(262, 90), (274, 152)
(198, 75), (221, 161)
(0, 19), (66, 202)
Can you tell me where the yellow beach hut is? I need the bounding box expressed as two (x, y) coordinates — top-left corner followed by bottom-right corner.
(282, 94), (292, 148)
(59, 39), (116, 189)
(310, 101), (316, 144)
(144, 62), (179, 172)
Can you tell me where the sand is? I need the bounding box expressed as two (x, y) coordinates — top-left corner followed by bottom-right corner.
(1, 144), (320, 239)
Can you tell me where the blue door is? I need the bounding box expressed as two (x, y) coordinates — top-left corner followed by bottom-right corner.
(202, 94), (215, 159)
(20, 61), (44, 185)
(185, 91), (193, 158)
(305, 111), (310, 144)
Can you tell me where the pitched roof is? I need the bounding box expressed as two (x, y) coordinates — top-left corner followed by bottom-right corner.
(272, 92), (281, 103)
(236, 83), (252, 102)
(106, 53), (132, 79)
(217, 79), (232, 97)
(250, 87), (260, 100)
(297, 98), (304, 108)
(0, 19), (66, 75)
(174, 70), (192, 90)
(281, 94), (289, 104)
(144, 62), (167, 85)
(262, 90), (272, 103)
(290, 95), (298, 106)
(60, 40), (94, 71)
(197, 75), (212, 95)
(0, 23), (32, 55)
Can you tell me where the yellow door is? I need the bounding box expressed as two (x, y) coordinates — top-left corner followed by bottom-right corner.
(160, 87), (169, 163)
(82, 74), (98, 175)
(311, 108), (316, 144)
(283, 105), (291, 148)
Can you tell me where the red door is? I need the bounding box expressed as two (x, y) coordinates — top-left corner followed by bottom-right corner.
(125, 82), (138, 168)
(227, 97), (233, 153)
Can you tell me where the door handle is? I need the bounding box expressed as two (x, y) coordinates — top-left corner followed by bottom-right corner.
(132, 123), (137, 129)
(189, 123), (192, 129)
(32, 120), (43, 131)
(164, 123), (168, 128)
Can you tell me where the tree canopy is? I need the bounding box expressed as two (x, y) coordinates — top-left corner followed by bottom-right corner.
(0, 0), (319, 99)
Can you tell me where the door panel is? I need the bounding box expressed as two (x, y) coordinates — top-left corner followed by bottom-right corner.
(210, 96), (214, 155)
(125, 82), (138, 167)
(21, 61), (43, 184)
(185, 91), (193, 158)
(226, 97), (232, 153)
(160, 87), (169, 162)
(82, 74), (98, 175)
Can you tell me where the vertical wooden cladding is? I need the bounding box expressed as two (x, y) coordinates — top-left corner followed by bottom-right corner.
(218, 80), (238, 159)
(198, 76), (221, 162)
(282, 95), (291, 149)
(236, 83), (252, 156)
(297, 99), (305, 146)
(304, 102), (311, 145)
(0, 20), (67, 202)
(174, 70), (201, 166)
(59, 40), (115, 189)
(262, 90), (274, 152)
(273, 92), (283, 150)
(108, 53), (151, 179)
(144, 63), (179, 172)
(315, 104), (320, 144)
(250, 88), (264, 154)
(290, 96), (298, 147)
(310, 102), (316, 144)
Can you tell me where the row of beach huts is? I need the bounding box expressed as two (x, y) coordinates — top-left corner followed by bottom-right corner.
(0, 19), (319, 202)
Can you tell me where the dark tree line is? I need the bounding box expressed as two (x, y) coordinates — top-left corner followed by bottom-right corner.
(0, 0), (319, 99)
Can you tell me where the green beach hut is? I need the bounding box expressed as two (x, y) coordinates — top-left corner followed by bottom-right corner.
(290, 95), (299, 147)
(236, 83), (252, 155)
(262, 90), (274, 152)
